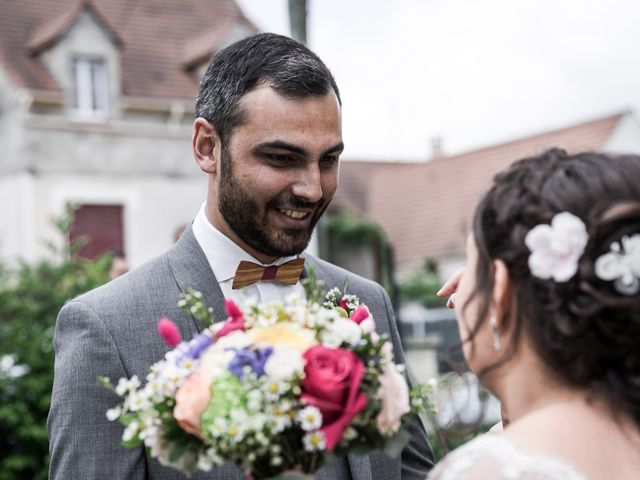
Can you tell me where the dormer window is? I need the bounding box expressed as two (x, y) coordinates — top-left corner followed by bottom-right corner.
(71, 55), (109, 117)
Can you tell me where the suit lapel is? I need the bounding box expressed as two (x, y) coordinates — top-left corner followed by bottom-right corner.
(166, 224), (228, 332)
(302, 255), (334, 290)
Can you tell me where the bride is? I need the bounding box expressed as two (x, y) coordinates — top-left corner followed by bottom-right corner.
(431, 149), (640, 479)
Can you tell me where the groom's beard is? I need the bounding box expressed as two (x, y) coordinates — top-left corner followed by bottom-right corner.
(218, 150), (329, 258)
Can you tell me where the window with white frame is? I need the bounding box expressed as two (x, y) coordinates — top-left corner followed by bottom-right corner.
(71, 56), (109, 117)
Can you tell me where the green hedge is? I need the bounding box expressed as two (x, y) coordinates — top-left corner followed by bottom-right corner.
(0, 214), (110, 480)
(397, 260), (447, 308)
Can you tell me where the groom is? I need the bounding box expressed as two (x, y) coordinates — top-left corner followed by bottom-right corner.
(47, 33), (433, 479)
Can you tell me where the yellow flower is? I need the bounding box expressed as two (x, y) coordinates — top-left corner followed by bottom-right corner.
(248, 323), (316, 352)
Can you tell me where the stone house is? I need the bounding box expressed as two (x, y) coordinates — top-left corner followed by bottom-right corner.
(0, 0), (256, 266)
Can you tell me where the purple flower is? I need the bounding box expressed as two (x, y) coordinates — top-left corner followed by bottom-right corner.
(228, 346), (274, 378)
(175, 333), (214, 366)
(189, 334), (215, 359)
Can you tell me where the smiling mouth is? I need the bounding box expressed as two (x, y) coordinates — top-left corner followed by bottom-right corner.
(278, 208), (310, 220)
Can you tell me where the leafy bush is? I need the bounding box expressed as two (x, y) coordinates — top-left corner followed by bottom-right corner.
(397, 260), (446, 308)
(324, 211), (393, 291)
(0, 214), (111, 480)
(325, 212), (387, 245)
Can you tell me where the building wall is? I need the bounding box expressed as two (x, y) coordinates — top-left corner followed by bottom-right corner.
(0, 89), (202, 267)
(0, 172), (37, 263)
(0, 64), (37, 263)
(327, 241), (378, 282)
(0, 64), (29, 174)
(18, 118), (195, 175)
(31, 172), (205, 267)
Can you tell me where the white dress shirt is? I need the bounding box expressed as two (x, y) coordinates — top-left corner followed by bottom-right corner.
(191, 203), (306, 306)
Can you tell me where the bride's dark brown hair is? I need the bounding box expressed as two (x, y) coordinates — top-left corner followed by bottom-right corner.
(466, 148), (640, 425)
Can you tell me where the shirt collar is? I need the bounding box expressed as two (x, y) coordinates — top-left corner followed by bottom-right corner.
(191, 203), (299, 283)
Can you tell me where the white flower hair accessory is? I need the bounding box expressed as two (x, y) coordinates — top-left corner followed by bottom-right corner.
(525, 212), (589, 282)
(594, 234), (640, 296)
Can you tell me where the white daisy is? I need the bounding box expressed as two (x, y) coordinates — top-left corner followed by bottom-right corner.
(303, 431), (326, 452)
(122, 421), (139, 442)
(106, 406), (121, 421)
(297, 406), (323, 432)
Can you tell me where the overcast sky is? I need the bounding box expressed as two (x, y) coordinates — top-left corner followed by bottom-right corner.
(235, 0), (640, 161)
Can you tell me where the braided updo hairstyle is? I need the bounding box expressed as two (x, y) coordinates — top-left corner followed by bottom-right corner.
(471, 148), (640, 426)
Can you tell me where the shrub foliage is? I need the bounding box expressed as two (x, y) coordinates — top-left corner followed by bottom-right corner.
(0, 213), (110, 480)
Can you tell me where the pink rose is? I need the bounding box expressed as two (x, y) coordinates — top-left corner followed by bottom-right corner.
(338, 298), (349, 311)
(215, 299), (246, 339)
(157, 318), (181, 347)
(350, 305), (377, 335)
(349, 305), (370, 325)
(301, 346), (367, 450)
(173, 369), (212, 439)
(376, 364), (410, 434)
(224, 299), (243, 320)
(215, 316), (245, 339)
(216, 299), (247, 340)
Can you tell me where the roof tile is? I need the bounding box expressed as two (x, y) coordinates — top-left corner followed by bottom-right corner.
(0, 0), (257, 99)
(340, 113), (625, 271)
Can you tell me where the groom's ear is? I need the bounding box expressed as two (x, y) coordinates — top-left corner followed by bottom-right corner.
(193, 118), (222, 175)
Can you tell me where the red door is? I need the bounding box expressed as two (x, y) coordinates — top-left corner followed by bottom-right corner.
(69, 204), (124, 259)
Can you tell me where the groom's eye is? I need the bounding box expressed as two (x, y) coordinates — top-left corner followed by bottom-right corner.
(320, 155), (339, 168)
(266, 153), (294, 165)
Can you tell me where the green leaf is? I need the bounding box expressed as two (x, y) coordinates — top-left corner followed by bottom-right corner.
(335, 306), (348, 318)
(179, 288), (215, 327)
(382, 428), (412, 458)
(97, 376), (114, 390)
(118, 414), (137, 426)
(121, 435), (143, 448)
(301, 266), (327, 304)
(169, 442), (187, 462)
(343, 443), (373, 455)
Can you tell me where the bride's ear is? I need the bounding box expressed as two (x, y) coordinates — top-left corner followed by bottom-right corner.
(193, 118), (222, 174)
(491, 259), (513, 331)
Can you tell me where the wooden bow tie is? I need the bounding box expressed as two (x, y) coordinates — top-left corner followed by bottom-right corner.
(232, 258), (305, 290)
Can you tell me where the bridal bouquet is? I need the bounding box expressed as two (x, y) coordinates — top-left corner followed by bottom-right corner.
(101, 278), (436, 479)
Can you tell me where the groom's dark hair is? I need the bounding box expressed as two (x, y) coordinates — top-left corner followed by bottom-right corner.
(195, 33), (341, 146)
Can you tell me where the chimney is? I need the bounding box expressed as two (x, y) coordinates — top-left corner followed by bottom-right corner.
(430, 136), (444, 159)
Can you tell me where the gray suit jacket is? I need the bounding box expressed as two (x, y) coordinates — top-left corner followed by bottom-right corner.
(47, 226), (433, 479)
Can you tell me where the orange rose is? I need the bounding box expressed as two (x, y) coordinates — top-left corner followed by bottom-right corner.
(173, 369), (212, 439)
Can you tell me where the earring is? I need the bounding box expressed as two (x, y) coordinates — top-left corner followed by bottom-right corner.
(489, 315), (502, 351)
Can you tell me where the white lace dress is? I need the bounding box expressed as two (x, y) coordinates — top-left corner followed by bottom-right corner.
(427, 433), (587, 480)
